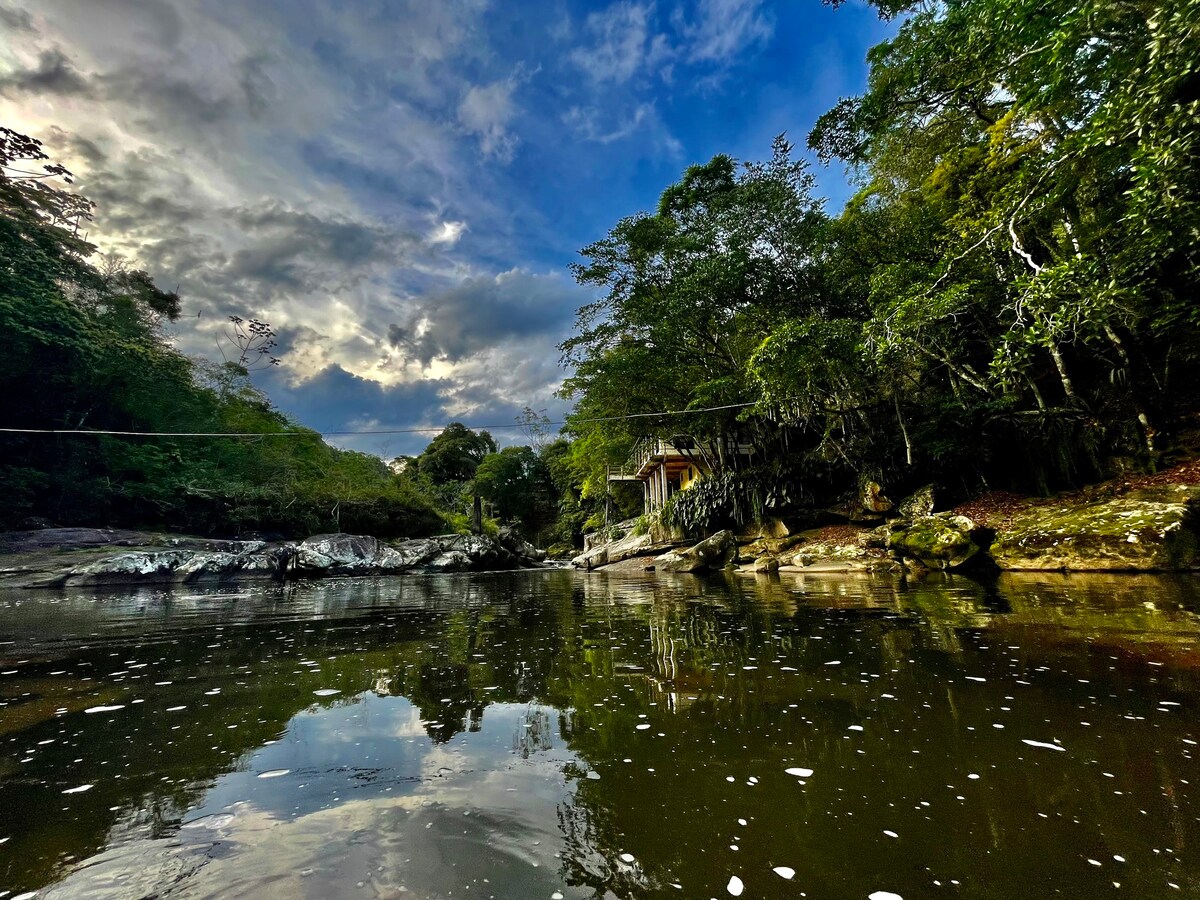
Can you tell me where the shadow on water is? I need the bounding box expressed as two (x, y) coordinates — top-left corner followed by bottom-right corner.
(0, 569), (1197, 898)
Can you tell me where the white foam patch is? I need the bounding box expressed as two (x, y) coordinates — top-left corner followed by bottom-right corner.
(62, 784), (93, 794)
(870, 892), (903, 900)
(785, 767), (814, 778)
(1021, 739), (1065, 752)
(313, 689), (341, 697)
(773, 866), (796, 879)
(727, 875), (744, 896)
(84, 705), (125, 714)
(257, 769), (291, 778)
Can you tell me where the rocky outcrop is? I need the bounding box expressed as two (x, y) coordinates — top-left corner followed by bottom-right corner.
(988, 486), (1200, 571)
(572, 532), (654, 570)
(0, 530), (548, 589)
(295, 534), (411, 575)
(897, 484), (936, 520)
(888, 514), (985, 570)
(654, 530), (738, 573)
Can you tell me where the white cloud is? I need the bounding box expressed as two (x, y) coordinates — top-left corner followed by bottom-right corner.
(678, 0), (774, 64)
(429, 220), (467, 245)
(568, 1), (669, 84)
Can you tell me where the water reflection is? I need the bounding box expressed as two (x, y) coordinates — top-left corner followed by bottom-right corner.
(0, 570), (1197, 898)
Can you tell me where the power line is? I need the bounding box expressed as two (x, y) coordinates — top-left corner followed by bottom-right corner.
(0, 401), (755, 439)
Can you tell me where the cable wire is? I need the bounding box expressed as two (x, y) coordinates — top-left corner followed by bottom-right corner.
(0, 401), (755, 439)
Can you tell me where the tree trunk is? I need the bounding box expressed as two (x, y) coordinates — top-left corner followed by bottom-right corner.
(1046, 342), (1080, 406)
(894, 395), (913, 467)
(1103, 324), (1157, 454)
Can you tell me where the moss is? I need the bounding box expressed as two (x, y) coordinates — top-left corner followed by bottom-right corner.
(888, 516), (980, 569)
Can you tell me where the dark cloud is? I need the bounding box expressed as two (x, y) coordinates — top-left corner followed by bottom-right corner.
(0, 49), (92, 97)
(0, 5), (32, 31)
(387, 270), (579, 366)
(258, 362), (453, 457)
(225, 203), (406, 292)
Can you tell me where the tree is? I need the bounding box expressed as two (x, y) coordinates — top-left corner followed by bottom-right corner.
(414, 423), (497, 485)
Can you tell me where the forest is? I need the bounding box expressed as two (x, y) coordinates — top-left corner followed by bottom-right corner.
(2, 0), (1197, 549)
(560, 0), (1200, 534)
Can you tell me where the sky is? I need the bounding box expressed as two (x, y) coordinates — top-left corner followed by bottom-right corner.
(0, 0), (891, 458)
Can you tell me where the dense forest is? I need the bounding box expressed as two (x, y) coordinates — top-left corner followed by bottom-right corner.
(560, 0), (1200, 533)
(0, 126), (576, 543)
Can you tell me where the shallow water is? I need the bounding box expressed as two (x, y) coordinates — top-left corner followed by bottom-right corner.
(1, 569), (1198, 899)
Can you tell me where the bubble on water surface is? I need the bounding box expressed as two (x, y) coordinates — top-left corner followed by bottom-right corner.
(727, 875), (744, 895)
(62, 784), (93, 794)
(869, 893), (903, 900)
(313, 689), (341, 697)
(619, 852), (635, 863)
(785, 767), (814, 778)
(773, 867), (796, 879)
(84, 705), (124, 714)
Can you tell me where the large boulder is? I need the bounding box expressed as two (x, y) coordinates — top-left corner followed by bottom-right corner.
(860, 480), (893, 515)
(988, 486), (1200, 571)
(655, 530), (738, 574)
(295, 534), (409, 576)
(572, 532), (653, 570)
(498, 526), (548, 563)
(70, 549), (196, 583)
(897, 484), (936, 520)
(888, 514), (982, 569)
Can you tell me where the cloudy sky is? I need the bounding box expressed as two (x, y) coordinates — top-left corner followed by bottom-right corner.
(0, 0), (889, 456)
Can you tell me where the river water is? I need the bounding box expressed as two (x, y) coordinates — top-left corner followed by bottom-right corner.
(0, 570), (1197, 899)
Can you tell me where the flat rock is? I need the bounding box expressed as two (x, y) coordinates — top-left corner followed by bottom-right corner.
(989, 486), (1200, 571)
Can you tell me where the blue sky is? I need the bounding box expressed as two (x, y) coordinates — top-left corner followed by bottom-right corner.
(0, 0), (891, 457)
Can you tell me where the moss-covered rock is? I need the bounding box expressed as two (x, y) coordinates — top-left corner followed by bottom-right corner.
(656, 530), (738, 573)
(888, 514), (981, 569)
(989, 486), (1200, 571)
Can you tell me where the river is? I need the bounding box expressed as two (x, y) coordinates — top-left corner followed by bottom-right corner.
(0, 570), (1197, 898)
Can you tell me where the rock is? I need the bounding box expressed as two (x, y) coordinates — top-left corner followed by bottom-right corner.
(572, 532), (653, 570)
(752, 555), (780, 574)
(498, 526), (548, 563)
(988, 486), (1200, 571)
(860, 480), (893, 514)
(858, 524), (892, 549)
(426, 550), (472, 571)
(897, 484), (936, 520)
(888, 514), (982, 569)
(71, 549), (196, 583)
(655, 530), (738, 574)
(391, 537), (444, 568)
(295, 534), (408, 576)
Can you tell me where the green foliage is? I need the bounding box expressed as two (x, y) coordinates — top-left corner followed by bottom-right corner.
(560, 0), (1200, 506)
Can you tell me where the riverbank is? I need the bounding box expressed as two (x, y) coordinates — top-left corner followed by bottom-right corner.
(0, 528), (548, 589)
(574, 460), (1200, 576)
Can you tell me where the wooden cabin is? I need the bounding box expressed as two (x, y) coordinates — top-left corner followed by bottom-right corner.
(607, 436), (754, 514)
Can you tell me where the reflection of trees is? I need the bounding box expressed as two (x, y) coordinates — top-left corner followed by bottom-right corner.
(408, 662), (484, 743)
(512, 704), (553, 758)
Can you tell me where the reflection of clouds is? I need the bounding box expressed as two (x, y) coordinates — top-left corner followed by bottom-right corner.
(46, 698), (581, 898)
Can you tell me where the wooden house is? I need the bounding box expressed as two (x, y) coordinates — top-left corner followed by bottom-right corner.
(607, 435), (754, 515)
